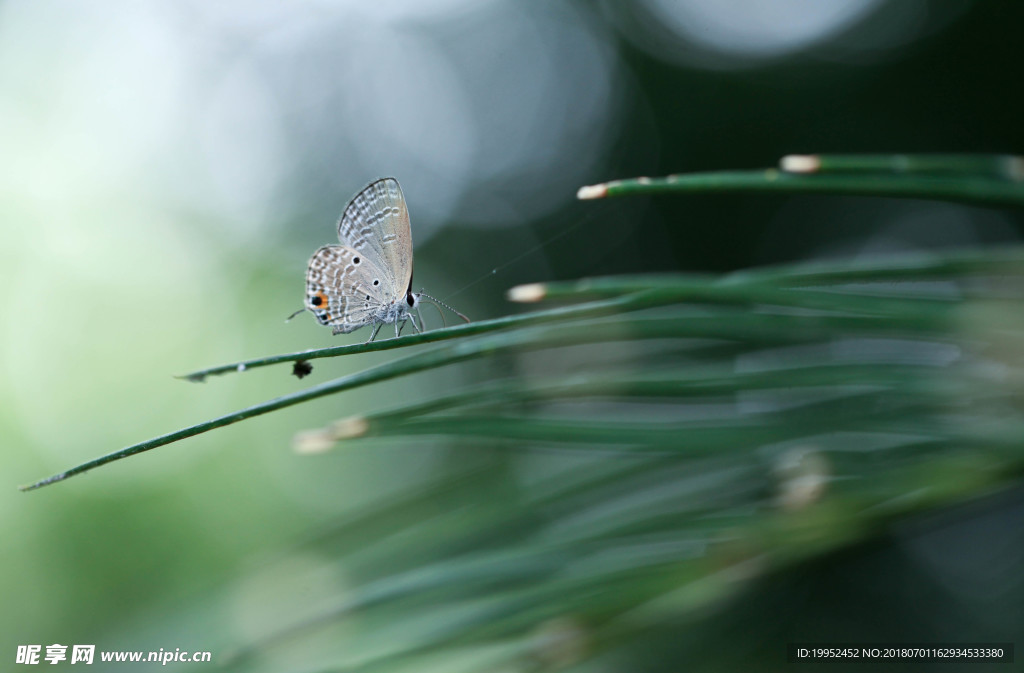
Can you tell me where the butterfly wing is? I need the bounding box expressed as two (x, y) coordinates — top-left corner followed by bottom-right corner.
(305, 244), (397, 334)
(336, 177), (413, 298)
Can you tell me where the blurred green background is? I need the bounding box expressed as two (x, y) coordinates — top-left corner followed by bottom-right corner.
(3, 1), (1023, 671)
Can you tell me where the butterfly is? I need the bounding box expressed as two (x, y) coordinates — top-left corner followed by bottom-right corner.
(294, 178), (466, 341)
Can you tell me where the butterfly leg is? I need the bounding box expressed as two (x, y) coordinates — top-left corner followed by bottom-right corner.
(407, 313), (422, 334)
(365, 323), (383, 343)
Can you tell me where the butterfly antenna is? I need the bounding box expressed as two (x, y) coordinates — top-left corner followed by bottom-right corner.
(420, 296), (446, 327)
(285, 307), (306, 323)
(418, 292), (470, 323)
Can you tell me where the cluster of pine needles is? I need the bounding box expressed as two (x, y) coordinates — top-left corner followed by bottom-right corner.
(22, 154), (1024, 673)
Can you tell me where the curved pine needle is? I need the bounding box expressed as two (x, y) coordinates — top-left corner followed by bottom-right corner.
(22, 314), (772, 490)
(185, 246), (1024, 383)
(178, 291), (678, 382)
(577, 170), (1024, 208)
(352, 364), (952, 422)
(520, 247), (1024, 300)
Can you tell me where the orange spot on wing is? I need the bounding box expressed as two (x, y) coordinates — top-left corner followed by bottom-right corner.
(309, 291), (329, 309)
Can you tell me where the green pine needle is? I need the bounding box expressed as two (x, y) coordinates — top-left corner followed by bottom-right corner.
(578, 154), (1024, 207)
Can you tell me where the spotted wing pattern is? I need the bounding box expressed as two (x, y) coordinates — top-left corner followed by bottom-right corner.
(305, 244), (397, 334)
(336, 177), (413, 296)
